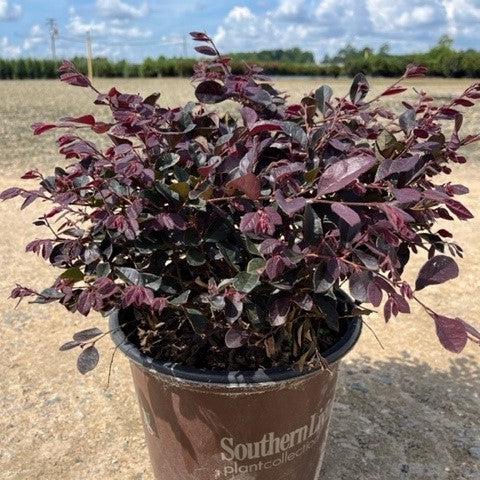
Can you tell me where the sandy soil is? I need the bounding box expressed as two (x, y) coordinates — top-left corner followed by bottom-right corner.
(0, 77), (479, 480)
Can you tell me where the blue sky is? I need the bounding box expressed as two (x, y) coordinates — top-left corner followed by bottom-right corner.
(1, 0), (480, 61)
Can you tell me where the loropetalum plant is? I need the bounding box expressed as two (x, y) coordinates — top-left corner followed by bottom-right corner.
(3, 32), (480, 374)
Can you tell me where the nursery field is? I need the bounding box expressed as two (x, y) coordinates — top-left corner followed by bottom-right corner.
(0, 77), (479, 480)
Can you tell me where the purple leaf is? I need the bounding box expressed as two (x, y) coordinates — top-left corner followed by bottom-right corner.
(122, 285), (154, 308)
(240, 107), (258, 127)
(432, 314), (468, 353)
(259, 238), (284, 255)
(317, 155), (376, 196)
(155, 213), (187, 230)
(415, 255), (459, 291)
(393, 188), (422, 203)
(265, 255), (293, 280)
(375, 155), (420, 181)
(367, 281), (383, 307)
(189, 31), (210, 41)
(275, 190), (306, 216)
(194, 45), (217, 56)
(349, 271), (370, 302)
(60, 72), (91, 88)
(446, 199), (474, 220)
(270, 163), (306, 183)
(195, 80), (226, 104)
(331, 203), (360, 227)
(0, 187), (23, 200)
(240, 208), (282, 236)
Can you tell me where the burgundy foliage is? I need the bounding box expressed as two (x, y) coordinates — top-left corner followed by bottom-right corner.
(2, 32), (480, 372)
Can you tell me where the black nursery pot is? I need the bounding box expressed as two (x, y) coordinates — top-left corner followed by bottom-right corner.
(110, 306), (362, 480)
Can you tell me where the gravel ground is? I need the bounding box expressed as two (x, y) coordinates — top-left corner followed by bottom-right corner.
(0, 77), (479, 480)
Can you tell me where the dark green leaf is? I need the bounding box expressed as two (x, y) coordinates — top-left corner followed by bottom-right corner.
(186, 308), (208, 334)
(60, 266), (84, 282)
(399, 109), (416, 135)
(349, 73), (369, 103)
(303, 204), (323, 244)
(247, 257), (266, 274)
(95, 262), (111, 277)
(116, 267), (142, 285)
(234, 272), (260, 293)
(313, 259), (339, 293)
(315, 85), (333, 115)
(170, 290), (190, 305)
(187, 249), (206, 266)
(281, 121), (308, 147)
(313, 294), (339, 332)
(156, 153), (180, 171)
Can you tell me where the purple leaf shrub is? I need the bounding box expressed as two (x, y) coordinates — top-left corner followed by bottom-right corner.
(2, 32), (480, 372)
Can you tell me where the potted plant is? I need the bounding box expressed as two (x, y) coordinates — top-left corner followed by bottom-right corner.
(2, 32), (480, 480)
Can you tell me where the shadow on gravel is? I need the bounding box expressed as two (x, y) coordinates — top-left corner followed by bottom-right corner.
(321, 353), (480, 480)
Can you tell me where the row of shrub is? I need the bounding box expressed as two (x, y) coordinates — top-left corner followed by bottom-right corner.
(0, 56), (343, 79)
(3, 43), (480, 79)
(342, 50), (480, 78)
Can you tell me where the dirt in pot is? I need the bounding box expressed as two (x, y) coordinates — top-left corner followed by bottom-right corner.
(118, 291), (354, 373)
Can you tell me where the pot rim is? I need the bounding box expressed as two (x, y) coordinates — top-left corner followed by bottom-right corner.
(109, 295), (362, 387)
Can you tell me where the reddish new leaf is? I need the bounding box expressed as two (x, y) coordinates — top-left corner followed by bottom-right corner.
(381, 86), (408, 96)
(249, 121), (282, 135)
(32, 123), (57, 135)
(226, 173), (261, 201)
(61, 115), (96, 125)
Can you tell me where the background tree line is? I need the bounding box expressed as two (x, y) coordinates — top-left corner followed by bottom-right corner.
(2, 38), (480, 79)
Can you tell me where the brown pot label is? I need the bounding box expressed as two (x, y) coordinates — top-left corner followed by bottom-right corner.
(130, 363), (338, 480)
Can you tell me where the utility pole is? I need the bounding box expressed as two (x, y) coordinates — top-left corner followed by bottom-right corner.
(47, 18), (58, 60)
(86, 31), (93, 81)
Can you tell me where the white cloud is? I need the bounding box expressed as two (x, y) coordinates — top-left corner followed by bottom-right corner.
(227, 6), (255, 22)
(213, 0), (465, 59)
(95, 0), (149, 19)
(68, 9), (151, 38)
(366, 0), (443, 31)
(23, 24), (44, 50)
(0, 0), (21, 20)
(0, 36), (21, 56)
(69, 13), (107, 35)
